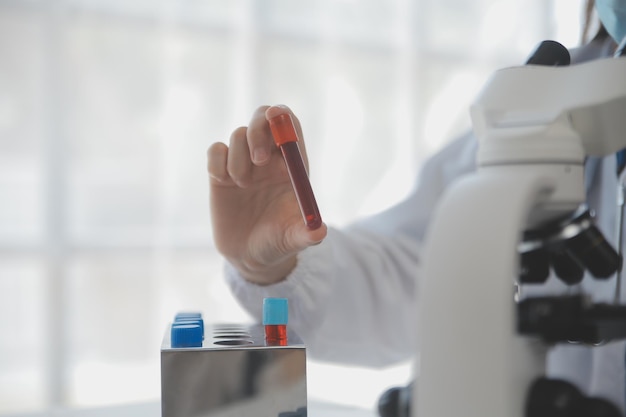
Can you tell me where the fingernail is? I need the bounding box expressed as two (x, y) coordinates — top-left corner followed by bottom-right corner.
(253, 147), (270, 164)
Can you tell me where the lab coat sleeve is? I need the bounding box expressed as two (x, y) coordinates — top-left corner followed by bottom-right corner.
(225, 132), (478, 367)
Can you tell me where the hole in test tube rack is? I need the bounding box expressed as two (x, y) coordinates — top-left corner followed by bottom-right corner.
(213, 333), (250, 338)
(212, 324), (248, 330)
(212, 330), (250, 335)
(213, 339), (254, 346)
(213, 334), (251, 339)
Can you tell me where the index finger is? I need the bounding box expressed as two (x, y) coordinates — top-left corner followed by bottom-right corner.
(246, 105), (273, 166)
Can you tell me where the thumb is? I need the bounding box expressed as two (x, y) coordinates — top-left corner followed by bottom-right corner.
(287, 222), (328, 252)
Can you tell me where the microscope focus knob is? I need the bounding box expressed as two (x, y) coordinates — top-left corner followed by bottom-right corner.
(377, 382), (412, 417)
(582, 398), (622, 417)
(526, 377), (623, 417)
(525, 377), (585, 417)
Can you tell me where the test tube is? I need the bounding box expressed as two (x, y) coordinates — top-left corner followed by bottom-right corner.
(263, 297), (288, 346)
(268, 113), (322, 230)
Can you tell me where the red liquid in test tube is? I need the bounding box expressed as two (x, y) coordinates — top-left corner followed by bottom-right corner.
(264, 324), (287, 346)
(263, 298), (288, 346)
(268, 113), (323, 230)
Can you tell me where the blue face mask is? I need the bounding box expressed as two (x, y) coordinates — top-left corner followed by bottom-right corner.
(596, 0), (626, 44)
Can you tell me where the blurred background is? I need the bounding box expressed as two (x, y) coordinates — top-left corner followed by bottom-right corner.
(0, 0), (587, 413)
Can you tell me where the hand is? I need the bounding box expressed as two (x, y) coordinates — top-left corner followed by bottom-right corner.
(207, 105), (328, 285)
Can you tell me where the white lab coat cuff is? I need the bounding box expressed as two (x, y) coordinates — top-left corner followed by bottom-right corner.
(224, 234), (336, 337)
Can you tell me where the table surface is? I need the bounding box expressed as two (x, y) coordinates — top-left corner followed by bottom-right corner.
(2, 400), (375, 417)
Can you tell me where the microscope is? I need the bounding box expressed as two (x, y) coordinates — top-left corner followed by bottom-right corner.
(380, 41), (626, 417)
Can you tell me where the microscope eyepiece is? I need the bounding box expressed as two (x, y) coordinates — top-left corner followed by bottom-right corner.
(525, 40), (571, 66)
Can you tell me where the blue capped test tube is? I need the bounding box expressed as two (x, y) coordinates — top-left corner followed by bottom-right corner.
(263, 298), (288, 346)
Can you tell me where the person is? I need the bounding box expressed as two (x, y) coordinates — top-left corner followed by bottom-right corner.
(207, 0), (626, 412)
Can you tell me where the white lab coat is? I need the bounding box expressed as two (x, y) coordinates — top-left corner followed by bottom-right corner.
(225, 36), (626, 411)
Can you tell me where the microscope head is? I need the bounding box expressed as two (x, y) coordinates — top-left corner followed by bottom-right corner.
(470, 56), (626, 167)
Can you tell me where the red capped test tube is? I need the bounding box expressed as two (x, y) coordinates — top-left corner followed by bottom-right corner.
(268, 113), (322, 230)
(263, 297), (288, 346)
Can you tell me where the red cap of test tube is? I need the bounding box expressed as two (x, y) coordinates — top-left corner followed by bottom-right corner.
(268, 113), (299, 146)
(263, 297), (288, 346)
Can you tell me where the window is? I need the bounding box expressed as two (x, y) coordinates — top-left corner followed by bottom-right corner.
(0, 0), (585, 412)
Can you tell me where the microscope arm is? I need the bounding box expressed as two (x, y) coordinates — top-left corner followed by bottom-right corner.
(416, 164), (580, 417)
